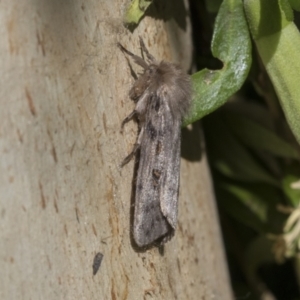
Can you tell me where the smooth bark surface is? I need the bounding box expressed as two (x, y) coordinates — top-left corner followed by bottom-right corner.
(0, 0), (233, 299)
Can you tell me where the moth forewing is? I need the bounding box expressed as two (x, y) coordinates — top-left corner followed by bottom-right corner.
(133, 94), (180, 246)
(119, 39), (192, 248)
(160, 118), (181, 229)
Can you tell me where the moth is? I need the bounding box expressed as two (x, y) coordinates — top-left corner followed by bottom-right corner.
(118, 38), (192, 247)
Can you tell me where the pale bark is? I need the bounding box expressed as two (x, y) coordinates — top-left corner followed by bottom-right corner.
(0, 0), (233, 299)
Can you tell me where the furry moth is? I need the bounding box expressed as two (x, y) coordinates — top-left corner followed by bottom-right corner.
(118, 38), (192, 247)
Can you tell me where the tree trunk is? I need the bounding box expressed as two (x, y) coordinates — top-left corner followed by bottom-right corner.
(0, 0), (233, 299)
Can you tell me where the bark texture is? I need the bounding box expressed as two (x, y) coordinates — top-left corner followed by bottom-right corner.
(0, 0), (233, 299)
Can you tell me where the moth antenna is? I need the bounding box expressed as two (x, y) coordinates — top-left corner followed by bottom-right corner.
(118, 42), (148, 69)
(139, 37), (155, 63)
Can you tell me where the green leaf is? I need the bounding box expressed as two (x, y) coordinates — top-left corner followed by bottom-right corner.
(244, 0), (300, 144)
(204, 0), (222, 13)
(244, 236), (275, 279)
(183, 0), (252, 126)
(204, 113), (279, 185)
(222, 184), (268, 224)
(282, 164), (300, 207)
(244, 0), (293, 39)
(223, 112), (300, 160)
(219, 182), (284, 232)
(124, 0), (152, 25)
(289, 0), (300, 11)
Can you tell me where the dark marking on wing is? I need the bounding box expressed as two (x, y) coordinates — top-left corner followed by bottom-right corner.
(137, 183), (143, 191)
(145, 229), (151, 237)
(141, 202), (167, 237)
(150, 219), (155, 228)
(144, 202), (155, 214)
(152, 169), (161, 186)
(149, 94), (160, 112)
(146, 121), (157, 140)
(155, 215), (161, 222)
(152, 169), (161, 180)
(155, 141), (162, 155)
(154, 96), (160, 112)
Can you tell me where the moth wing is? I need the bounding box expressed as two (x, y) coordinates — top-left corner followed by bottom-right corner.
(159, 98), (181, 229)
(133, 93), (181, 247)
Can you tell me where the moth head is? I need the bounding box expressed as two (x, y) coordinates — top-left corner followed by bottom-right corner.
(129, 64), (159, 100)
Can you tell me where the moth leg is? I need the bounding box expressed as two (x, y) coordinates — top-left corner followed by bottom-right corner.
(118, 42), (148, 69)
(121, 91), (149, 133)
(121, 127), (144, 167)
(121, 110), (137, 133)
(120, 143), (139, 167)
(139, 37), (155, 63)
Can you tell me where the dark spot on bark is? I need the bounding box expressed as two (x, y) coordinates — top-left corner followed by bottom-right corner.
(93, 252), (103, 276)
